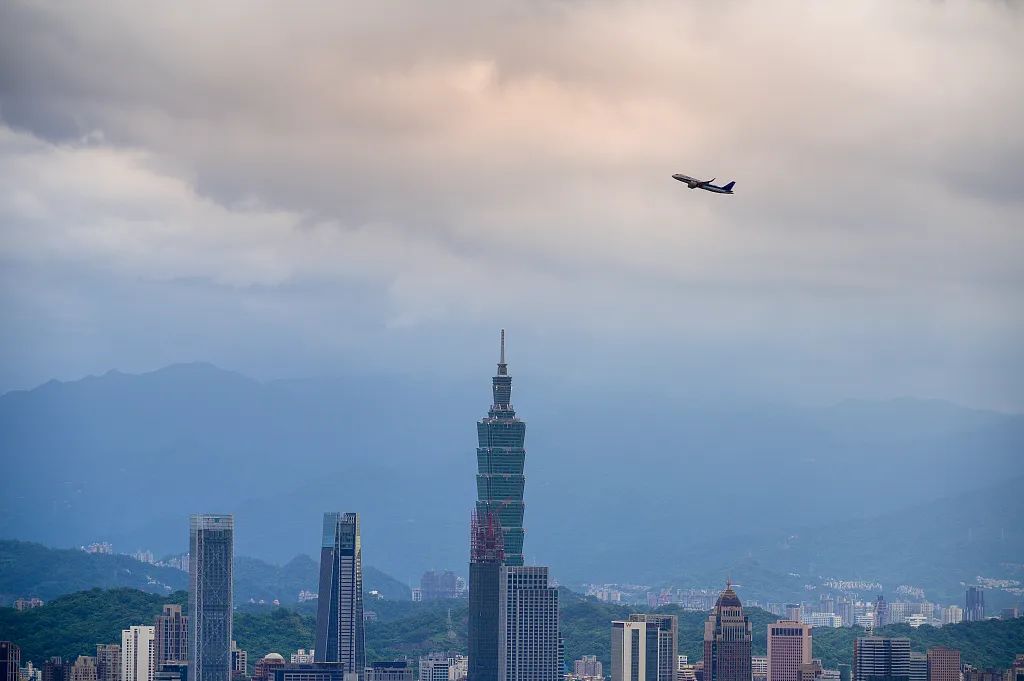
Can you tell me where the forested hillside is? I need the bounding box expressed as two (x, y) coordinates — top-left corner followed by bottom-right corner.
(3, 588), (1022, 673)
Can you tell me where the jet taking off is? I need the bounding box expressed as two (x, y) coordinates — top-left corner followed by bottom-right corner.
(672, 173), (735, 194)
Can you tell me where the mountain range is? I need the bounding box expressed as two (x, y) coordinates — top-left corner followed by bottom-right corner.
(0, 540), (409, 605)
(2, 362), (1022, 599)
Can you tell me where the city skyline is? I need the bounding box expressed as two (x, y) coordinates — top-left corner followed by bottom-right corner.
(2, 313), (1021, 681)
(2, 2), (1022, 674)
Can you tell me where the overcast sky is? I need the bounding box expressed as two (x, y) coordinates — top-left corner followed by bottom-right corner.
(1, 0), (1022, 409)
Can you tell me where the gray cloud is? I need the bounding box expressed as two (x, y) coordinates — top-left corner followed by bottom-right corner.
(0, 0), (1022, 407)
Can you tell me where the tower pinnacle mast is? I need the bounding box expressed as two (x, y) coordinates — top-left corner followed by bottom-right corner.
(498, 329), (507, 376)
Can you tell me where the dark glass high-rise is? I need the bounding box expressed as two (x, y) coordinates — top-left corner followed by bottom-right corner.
(315, 512), (365, 678)
(468, 510), (503, 681)
(189, 514), (233, 681)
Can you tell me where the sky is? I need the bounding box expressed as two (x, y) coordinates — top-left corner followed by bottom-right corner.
(1, 0), (1022, 409)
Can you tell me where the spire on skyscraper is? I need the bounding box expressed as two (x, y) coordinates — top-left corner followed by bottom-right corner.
(498, 329), (507, 376)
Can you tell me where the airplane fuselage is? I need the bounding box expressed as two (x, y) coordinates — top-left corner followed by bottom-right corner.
(672, 173), (735, 194)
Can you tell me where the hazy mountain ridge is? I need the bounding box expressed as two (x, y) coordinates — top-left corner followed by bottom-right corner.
(2, 363), (1021, 589)
(0, 540), (409, 605)
(651, 474), (1024, 604)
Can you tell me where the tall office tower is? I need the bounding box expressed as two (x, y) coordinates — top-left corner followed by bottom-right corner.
(785, 605), (802, 623)
(703, 585), (752, 681)
(853, 638), (910, 681)
(70, 658), (98, 681)
(468, 511), (504, 681)
(498, 566), (560, 681)
(964, 588), (985, 622)
(122, 626), (155, 681)
(315, 512), (365, 678)
(155, 605), (188, 666)
(874, 597), (888, 628)
(628, 614), (679, 681)
(767, 621), (812, 681)
(925, 648), (959, 681)
(189, 514), (234, 681)
(1, 642), (21, 681)
(574, 656), (603, 678)
(475, 330), (527, 567)
(96, 646), (121, 681)
(611, 620), (656, 681)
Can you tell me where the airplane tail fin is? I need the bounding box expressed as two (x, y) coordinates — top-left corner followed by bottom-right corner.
(722, 181), (735, 191)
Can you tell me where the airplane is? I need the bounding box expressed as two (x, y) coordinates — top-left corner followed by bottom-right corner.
(672, 173), (735, 194)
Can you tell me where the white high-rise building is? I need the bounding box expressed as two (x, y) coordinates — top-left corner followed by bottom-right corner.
(752, 656), (769, 681)
(121, 626), (155, 681)
(611, 621), (650, 681)
(288, 650), (314, 665)
(906, 614), (928, 628)
(887, 602), (910, 625)
(419, 654), (468, 681)
(611, 616), (677, 681)
(803, 613), (842, 629)
(574, 656), (603, 679)
(941, 606), (963, 625)
(446, 655), (468, 681)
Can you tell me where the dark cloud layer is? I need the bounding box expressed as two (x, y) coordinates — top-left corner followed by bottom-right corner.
(0, 0), (1022, 408)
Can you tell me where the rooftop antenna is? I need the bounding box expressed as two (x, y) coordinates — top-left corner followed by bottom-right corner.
(497, 329), (508, 375)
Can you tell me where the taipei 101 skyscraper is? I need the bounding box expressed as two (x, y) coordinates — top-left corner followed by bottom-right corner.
(469, 330), (528, 681)
(475, 329), (527, 566)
